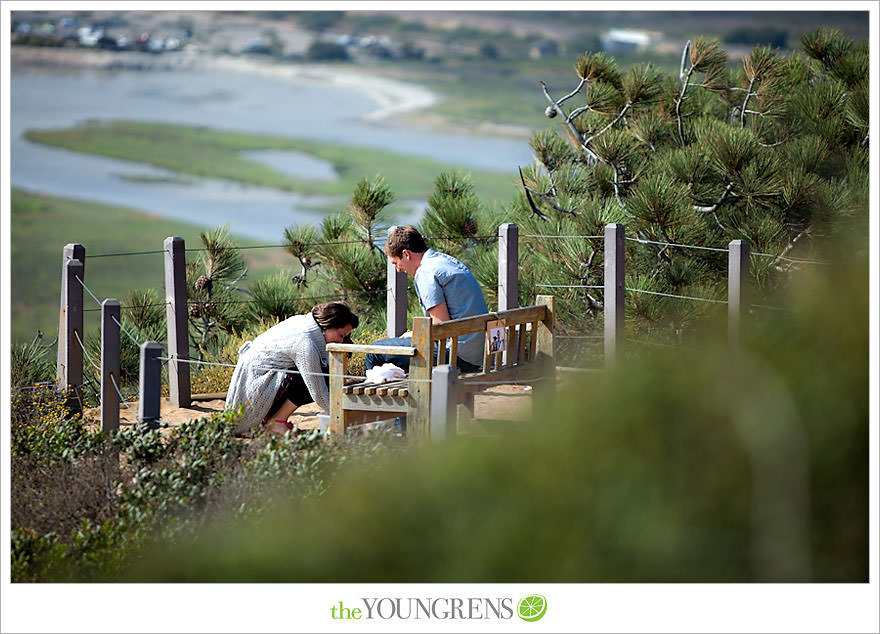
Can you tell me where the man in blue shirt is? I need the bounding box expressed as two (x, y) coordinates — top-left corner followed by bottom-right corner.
(366, 225), (489, 373)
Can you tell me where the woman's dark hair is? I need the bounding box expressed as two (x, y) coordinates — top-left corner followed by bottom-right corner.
(311, 302), (359, 332)
(384, 225), (427, 258)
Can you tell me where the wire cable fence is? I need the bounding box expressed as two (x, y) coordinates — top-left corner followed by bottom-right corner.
(75, 230), (796, 328)
(625, 235), (825, 265)
(89, 249), (169, 258)
(626, 338), (680, 349)
(625, 287), (728, 304)
(75, 275), (102, 307)
(109, 373), (139, 421)
(84, 302), (169, 313)
(156, 355), (556, 387)
(75, 269), (566, 393)
(84, 233), (824, 275)
(70, 329), (101, 401)
(81, 290), (391, 312)
(84, 235), (502, 260)
(110, 315), (149, 349)
(529, 279), (781, 310)
(73, 330), (101, 374)
(522, 234), (604, 240)
(58, 224), (806, 429)
(184, 289), (384, 307)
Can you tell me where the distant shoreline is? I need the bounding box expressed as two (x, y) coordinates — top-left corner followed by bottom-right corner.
(10, 45), (532, 138)
(10, 46), (437, 123)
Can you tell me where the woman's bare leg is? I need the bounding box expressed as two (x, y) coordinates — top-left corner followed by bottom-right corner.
(264, 399), (297, 433)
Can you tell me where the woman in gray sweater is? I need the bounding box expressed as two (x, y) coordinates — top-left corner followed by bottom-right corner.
(225, 302), (359, 434)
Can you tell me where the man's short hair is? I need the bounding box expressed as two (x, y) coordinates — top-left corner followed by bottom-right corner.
(384, 225), (427, 258)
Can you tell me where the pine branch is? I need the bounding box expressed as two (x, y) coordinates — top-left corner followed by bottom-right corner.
(533, 190), (578, 216)
(540, 80), (601, 163)
(566, 105), (591, 122)
(739, 75), (757, 128)
(692, 182), (735, 233)
(773, 225), (812, 270)
(518, 167), (550, 221)
(228, 266), (248, 287)
(558, 76), (587, 107)
(694, 182), (735, 214)
(584, 101), (632, 147)
(636, 228), (672, 264)
(675, 40), (694, 147)
(519, 170), (578, 216)
(609, 161), (626, 210)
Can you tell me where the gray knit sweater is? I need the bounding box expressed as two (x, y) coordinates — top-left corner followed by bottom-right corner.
(225, 313), (329, 433)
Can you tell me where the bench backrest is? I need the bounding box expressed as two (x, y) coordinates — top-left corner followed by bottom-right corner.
(409, 295), (555, 388)
(326, 295), (554, 441)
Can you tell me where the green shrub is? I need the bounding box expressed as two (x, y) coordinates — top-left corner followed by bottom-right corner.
(10, 333), (55, 389)
(11, 385), (105, 459)
(9, 393), (405, 581)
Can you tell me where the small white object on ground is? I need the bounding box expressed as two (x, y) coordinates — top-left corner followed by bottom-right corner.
(317, 413), (330, 432)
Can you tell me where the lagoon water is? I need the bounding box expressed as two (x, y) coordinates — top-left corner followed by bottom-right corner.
(10, 67), (535, 241)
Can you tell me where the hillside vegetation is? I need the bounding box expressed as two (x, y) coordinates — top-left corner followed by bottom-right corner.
(10, 29), (869, 589)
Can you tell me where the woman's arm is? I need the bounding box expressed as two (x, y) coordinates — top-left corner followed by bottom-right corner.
(292, 340), (331, 413)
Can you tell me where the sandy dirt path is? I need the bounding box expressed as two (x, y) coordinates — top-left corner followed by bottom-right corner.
(83, 384), (534, 433)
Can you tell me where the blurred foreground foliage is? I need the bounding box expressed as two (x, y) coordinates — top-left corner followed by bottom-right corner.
(10, 398), (400, 582)
(10, 30), (868, 582)
(124, 235), (867, 582)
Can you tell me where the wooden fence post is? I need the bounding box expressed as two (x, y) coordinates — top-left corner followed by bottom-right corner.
(101, 299), (121, 434)
(138, 341), (162, 430)
(499, 222), (519, 366)
(498, 222), (519, 311)
(164, 236), (191, 407)
(535, 294), (556, 401)
(56, 243), (84, 393)
(408, 316), (433, 442)
(386, 225), (408, 337)
(430, 364), (459, 443)
(604, 223), (625, 369)
(728, 239), (750, 343)
(58, 257), (84, 412)
(328, 348), (347, 436)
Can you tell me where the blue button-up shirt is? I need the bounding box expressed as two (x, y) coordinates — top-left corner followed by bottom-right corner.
(414, 249), (489, 365)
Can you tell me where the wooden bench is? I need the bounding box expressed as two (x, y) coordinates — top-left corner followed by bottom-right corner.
(326, 295), (555, 441)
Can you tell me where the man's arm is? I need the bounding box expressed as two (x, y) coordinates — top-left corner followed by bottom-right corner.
(400, 302), (449, 337)
(427, 301), (451, 324)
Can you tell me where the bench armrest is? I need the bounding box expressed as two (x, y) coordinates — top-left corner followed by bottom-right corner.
(326, 343), (417, 356)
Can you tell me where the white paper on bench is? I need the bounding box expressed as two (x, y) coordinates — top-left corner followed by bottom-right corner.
(364, 363), (407, 385)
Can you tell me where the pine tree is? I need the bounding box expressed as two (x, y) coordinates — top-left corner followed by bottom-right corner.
(275, 29), (867, 356)
(514, 28), (868, 350)
(187, 225), (248, 358)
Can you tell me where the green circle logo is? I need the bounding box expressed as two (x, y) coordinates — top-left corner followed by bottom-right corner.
(517, 594), (547, 622)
